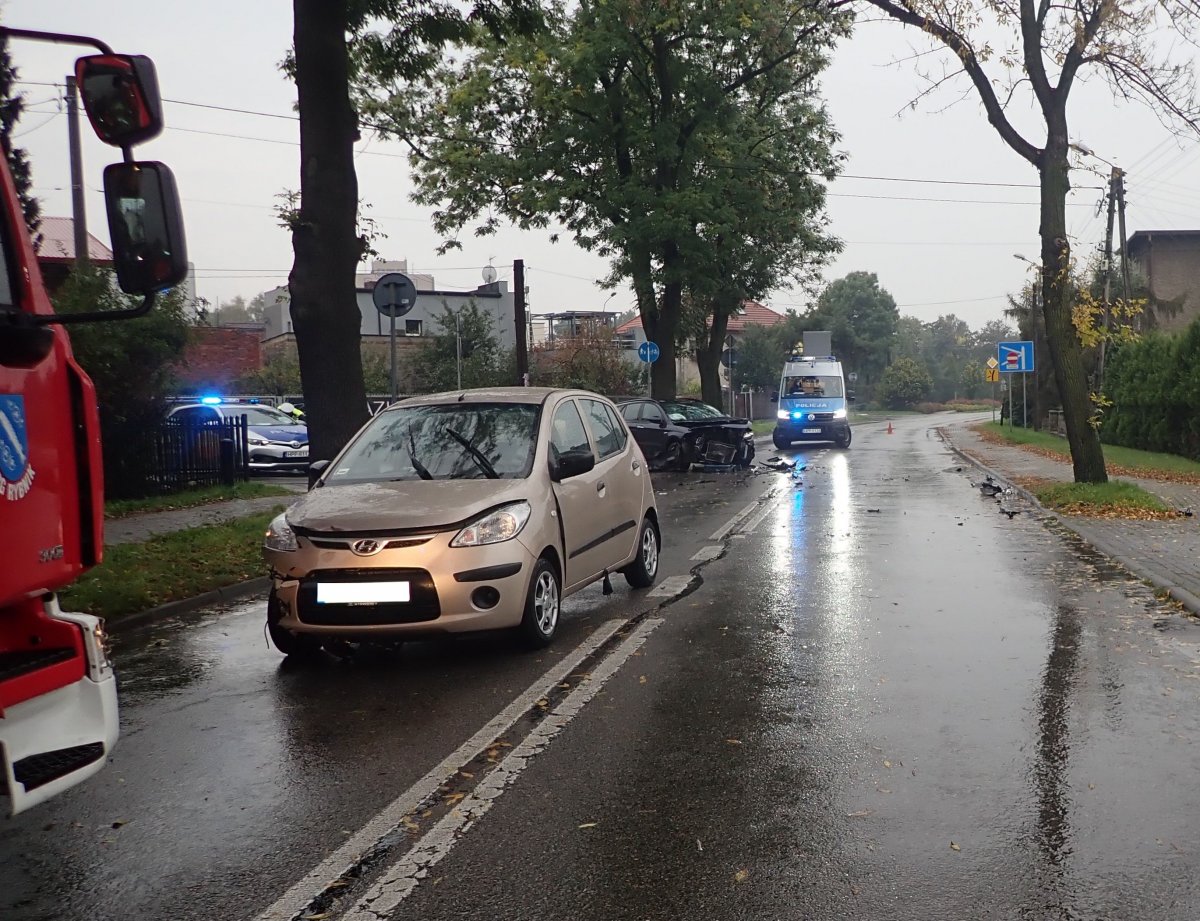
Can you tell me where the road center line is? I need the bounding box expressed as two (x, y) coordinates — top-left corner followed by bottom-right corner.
(254, 618), (627, 921)
(737, 491), (780, 537)
(709, 499), (759, 541)
(341, 618), (666, 921)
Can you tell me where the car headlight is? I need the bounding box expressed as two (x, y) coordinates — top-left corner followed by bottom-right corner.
(742, 431), (754, 441)
(264, 513), (299, 552)
(451, 501), (532, 548)
(777, 409), (790, 420)
(248, 435), (269, 446)
(833, 408), (848, 419)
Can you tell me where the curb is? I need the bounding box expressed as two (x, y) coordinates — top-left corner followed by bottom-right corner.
(938, 426), (1200, 618)
(109, 576), (271, 634)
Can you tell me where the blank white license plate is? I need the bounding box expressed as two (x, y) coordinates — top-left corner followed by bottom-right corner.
(285, 450), (308, 457)
(317, 581), (410, 604)
(802, 428), (822, 434)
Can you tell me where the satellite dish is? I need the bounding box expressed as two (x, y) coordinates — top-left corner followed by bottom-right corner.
(482, 264), (498, 284)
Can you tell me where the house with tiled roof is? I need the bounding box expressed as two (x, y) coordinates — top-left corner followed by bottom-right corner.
(35, 216), (114, 293)
(615, 300), (786, 389)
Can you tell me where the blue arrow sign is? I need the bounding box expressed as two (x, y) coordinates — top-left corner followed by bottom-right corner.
(998, 340), (1035, 373)
(638, 341), (660, 363)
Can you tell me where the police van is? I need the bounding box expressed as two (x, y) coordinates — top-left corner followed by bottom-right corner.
(773, 331), (851, 450)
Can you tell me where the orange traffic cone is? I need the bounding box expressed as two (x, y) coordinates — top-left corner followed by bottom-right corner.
(886, 421), (894, 435)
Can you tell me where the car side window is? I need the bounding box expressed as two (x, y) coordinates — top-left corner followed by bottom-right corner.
(550, 401), (592, 459)
(643, 403), (666, 425)
(602, 402), (628, 451)
(582, 399), (622, 459)
(620, 402), (642, 423)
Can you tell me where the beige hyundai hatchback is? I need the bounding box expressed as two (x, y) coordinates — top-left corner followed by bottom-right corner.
(262, 388), (660, 655)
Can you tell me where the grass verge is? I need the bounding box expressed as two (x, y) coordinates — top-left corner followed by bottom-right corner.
(977, 422), (1200, 485)
(105, 481), (294, 519)
(1023, 479), (1178, 520)
(60, 508), (283, 622)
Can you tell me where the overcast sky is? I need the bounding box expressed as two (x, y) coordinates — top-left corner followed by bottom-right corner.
(8, 1), (1200, 331)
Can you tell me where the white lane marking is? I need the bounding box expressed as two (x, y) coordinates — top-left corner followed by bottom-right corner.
(648, 574), (692, 598)
(690, 545), (723, 562)
(708, 500), (758, 541)
(342, 618), (665, 921)
(254, 618), (626, 921)
(737, 492), (780, 537)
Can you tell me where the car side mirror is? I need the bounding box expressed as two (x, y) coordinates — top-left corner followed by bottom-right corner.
(103, 161), (188, 295)
(553, 449), (596, 482)
(76, 53), (163, 147)
(308, 459), (330, 490)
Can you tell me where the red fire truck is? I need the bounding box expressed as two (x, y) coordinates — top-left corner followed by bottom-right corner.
(0, 27), (186, 815)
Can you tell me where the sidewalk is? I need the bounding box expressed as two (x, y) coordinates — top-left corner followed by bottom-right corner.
(943, 420), (1200, 615)
(105, 486), (303, 547)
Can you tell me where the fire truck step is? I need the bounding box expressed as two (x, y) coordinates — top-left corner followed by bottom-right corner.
(12, 742), (106, 791)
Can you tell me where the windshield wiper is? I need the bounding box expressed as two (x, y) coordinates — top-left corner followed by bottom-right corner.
(408, 430), (433, 480)
(446, 428), (499, 479)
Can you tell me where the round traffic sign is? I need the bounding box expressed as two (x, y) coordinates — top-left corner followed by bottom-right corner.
(638, 341), (660, 363)
(372, 272), (418, 318)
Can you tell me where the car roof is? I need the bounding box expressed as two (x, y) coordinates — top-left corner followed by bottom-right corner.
(384, 387), (609, 411)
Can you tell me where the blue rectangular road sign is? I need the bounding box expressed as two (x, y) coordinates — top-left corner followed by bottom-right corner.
(997, 340), (1035, 373)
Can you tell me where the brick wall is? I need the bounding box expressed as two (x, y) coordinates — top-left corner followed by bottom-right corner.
(1131, 236), (1200, 333)
(176, 327), (263, 390)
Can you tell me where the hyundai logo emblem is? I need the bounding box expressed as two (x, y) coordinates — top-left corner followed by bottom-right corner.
(291, 440), (302, 449)
(351, 539), (382, 556)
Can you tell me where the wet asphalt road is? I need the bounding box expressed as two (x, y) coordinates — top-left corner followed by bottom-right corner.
(6, 414), (1200, 921)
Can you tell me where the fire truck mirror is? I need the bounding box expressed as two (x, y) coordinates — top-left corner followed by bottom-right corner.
(75, 53), (163, 147)
(103, 161), (188, 295)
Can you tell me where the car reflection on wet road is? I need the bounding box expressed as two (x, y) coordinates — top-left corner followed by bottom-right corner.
(4, 415), (1200, 921)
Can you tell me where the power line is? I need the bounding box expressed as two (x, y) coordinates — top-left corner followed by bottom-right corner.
(828, 191), (1093, 207)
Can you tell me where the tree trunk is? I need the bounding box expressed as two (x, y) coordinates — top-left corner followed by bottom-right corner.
(1039, 142), (1107, 483)
(697, 304), (731, 409)
(288, 0), (369, 461)
(651, 279), (680, 399)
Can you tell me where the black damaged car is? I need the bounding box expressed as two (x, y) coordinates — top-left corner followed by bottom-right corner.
(617, 398), (755, 471)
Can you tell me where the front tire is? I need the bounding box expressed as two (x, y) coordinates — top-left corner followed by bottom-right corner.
(519, 558), (561, 649)
(772, 430), (791, 450)
(836, 427), (852, 450)
(623, 516), (660, 588)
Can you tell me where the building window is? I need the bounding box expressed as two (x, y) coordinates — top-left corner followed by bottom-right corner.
(405, 319), (423, 336)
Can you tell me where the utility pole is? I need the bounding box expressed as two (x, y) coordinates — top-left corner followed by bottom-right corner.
(1114, 170), (1134, 328)
(1097, 169), (1118, 393)
(513, 259), (529, 385)
(65, 75), (88, 268)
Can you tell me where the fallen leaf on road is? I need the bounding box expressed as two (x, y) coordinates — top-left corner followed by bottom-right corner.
(459, 771), (474, 779)
(578, 822), (598, 829)
(883, 760), (892, 769)
(639, 676), (648, 684)
(725, 739), (743, 745)
(950, 842), (961, 851)
(301, 914), (331, 920)
(847, 810), (873, 818)
(444, 792), (467, 805)
(734, 869), (750, 883)
(536, 698), (550, 709)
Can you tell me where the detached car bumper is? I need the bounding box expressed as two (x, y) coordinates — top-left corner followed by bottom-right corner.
(266, 533), (537, 637)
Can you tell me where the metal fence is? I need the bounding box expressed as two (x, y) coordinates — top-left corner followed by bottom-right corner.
(106, 417), (250, 499)
(159, 416), (250, 489)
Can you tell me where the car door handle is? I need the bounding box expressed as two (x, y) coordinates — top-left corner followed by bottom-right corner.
(632, 460), (641, 471)
(596, 481), (606, 492)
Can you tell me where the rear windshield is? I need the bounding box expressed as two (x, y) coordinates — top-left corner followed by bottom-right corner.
(783, 375), (843, 398)
(330, 403), (540, 482)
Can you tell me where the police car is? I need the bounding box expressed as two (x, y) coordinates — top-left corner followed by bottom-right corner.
(167, 398), (310, 472)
